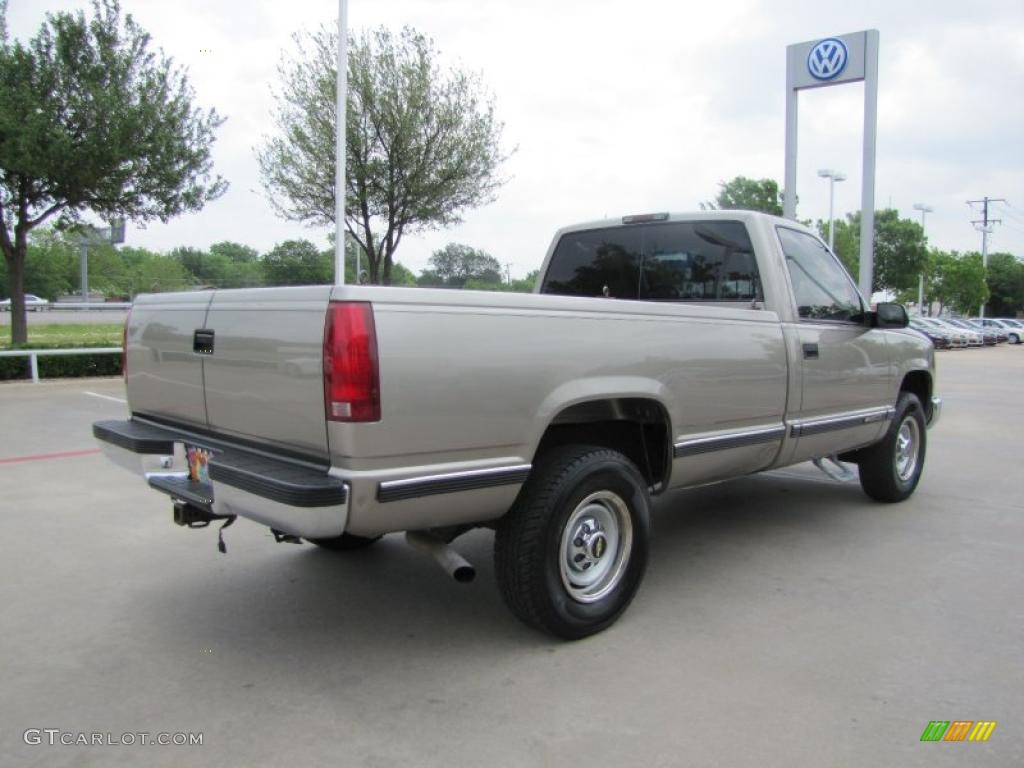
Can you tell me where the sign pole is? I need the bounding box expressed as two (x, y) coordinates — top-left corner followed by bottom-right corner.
(784, 30), (879, 298)
(858, 30), (879, 301)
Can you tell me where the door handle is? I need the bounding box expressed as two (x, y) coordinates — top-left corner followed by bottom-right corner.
(193, 329), (215, 355)
(802, 343), (819, 360)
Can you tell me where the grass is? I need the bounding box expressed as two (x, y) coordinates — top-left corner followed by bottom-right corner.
(0, 324), (123, 350)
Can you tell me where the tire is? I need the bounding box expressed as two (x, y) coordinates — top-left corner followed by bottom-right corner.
(1010, 333), (1020, 345)
(856, 393), (927, 503)
(307, 532), (382, 551)
(494, 444), (651, 640)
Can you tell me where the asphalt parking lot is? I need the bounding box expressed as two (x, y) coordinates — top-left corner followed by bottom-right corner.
(1, 347), (1022, 767)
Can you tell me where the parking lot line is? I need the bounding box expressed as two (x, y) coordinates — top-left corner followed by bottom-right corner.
(83, 390), (127, 404)
(0, 448), (101, 465)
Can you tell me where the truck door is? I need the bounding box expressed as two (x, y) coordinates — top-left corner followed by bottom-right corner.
(775, 226), (893, 464)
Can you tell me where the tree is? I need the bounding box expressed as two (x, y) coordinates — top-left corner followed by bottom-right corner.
(117, 246), (195, 296)
(929, 250), (988, 316)
(0, 0), (226, 344)
(984, 252), (1024, 317)
(262, 239), (333, 286)
(704, 177), (784, 216)
(420, 243), (501, 288)
(210, 241), (259, 264)
(820, 209), (928, 295)
(257, 25), (508, 285)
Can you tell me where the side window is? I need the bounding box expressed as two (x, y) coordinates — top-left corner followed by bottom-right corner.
(777, 227), (863, 322)
(640, 221), (759, 301)
(541, 228), (641, 299)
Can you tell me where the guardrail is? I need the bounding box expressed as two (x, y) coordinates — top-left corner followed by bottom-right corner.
(51, 302), (132, 310)
(0, 347), (122, 383)
(1, 302), (131, 311)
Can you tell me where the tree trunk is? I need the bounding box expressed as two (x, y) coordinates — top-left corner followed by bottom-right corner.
(5, 246), (28, 346)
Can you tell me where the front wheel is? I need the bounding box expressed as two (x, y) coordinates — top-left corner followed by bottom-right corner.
(856, 393), (927, 502)
(494, 444), (651, 640)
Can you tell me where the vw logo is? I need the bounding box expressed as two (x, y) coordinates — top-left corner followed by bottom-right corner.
(807, 38), (848, 81)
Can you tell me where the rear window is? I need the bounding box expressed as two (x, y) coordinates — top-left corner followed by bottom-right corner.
(541, 220), (759, 302)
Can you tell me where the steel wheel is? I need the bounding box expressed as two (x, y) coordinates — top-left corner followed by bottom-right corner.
(894, 417), (921, 482)
(558, 490), (633, 604)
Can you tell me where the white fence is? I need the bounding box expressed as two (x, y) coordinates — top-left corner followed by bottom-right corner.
(0, 347), (122, 383)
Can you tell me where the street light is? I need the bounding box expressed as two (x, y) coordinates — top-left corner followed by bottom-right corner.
(817, 169), (846, 252)
(913, 203), (933, 316)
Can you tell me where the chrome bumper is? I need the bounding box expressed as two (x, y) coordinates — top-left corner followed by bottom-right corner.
(928, 396), (942, 428)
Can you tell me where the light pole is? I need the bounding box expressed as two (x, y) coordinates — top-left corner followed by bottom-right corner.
(817, 169), (846, 252)
(334, 0), (348, 285)
(912, 203), (933, 316)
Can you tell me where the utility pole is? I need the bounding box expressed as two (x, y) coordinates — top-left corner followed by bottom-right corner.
(967, 196), (1004, 318)
(505, 262), (512, 285)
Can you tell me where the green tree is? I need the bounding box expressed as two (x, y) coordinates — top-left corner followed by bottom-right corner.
(421, 243), (501, 288)
(210, 241), (259, 264)
(820, 209), (928, 295)
(117, 246), (195, 296)
(704, 177), (784, 216)
(984, 252), (1024, 317)
(257, 25), (509, 285)
(262, 239), (333, 286)
(929, 250), (988, 316)
(0, 0), (226, 344)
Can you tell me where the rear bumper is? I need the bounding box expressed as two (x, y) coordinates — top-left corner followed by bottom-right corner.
(93, 418), (350, 539)
(927, 397), (942, 429)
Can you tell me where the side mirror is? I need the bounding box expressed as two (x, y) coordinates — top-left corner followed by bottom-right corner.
(872, 302), (909, 328)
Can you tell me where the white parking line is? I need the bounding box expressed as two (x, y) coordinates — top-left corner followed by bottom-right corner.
(83, 391), (127, 404)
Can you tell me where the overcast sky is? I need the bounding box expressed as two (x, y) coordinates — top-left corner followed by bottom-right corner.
(8, 0), (1024, 278)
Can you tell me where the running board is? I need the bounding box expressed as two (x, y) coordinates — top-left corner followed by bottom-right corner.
(812, 456), (857, 483)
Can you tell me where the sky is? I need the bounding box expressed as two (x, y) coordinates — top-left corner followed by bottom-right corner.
(7, 0), (1024, 279)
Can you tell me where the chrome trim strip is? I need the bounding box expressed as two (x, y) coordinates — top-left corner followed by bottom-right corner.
(673, 425), (786, 458)
(377, 464), (532, 503)
(789, 407), (895, 438)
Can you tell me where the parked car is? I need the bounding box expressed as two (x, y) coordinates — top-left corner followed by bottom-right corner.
(915, 318), (967, 348)
(977, 318), (1022, 344)
(947, 319), (1001, 346)
(0, 293), (49, 311)
(928, 318), (984, 347)
(93, 211), (940, 639)
(909, 318), (952, 349)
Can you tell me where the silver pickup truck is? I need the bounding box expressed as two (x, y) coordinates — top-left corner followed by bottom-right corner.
(94, 211), (940, 639)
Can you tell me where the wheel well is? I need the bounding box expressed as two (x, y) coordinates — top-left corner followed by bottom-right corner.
(535, 398), (671, 491)
(900, 370), (932, 414)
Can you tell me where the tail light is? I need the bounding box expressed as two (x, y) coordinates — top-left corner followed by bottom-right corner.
(121, 308), (131, 378)
(323, 302), (380, 422)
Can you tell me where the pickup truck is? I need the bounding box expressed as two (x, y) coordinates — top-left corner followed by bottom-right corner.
(94, 211), (940, 639)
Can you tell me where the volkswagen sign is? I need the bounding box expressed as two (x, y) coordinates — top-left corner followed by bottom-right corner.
(807, 38), (848, 81)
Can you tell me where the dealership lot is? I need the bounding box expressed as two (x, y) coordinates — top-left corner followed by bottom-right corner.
(1, 348), (1022, 767)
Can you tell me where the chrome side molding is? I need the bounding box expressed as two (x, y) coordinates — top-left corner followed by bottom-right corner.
(673, 424), (786, 458)
(377, 464), (532, 503)
(789, 407), (895, 438)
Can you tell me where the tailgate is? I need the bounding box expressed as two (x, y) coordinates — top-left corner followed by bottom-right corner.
(126, 291), (214, 429)
(201, 286), (332, 460)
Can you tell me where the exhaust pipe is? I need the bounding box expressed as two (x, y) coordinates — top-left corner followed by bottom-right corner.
(405, 531), (476, 583)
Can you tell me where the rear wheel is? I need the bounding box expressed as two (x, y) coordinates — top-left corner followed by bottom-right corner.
(856, 393), (927, 502)
(308, 532), (382, 551)
(494, 444), (650, 640)
(1009, 333), (1020, 345)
